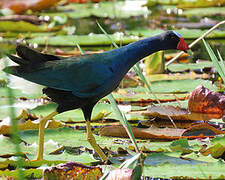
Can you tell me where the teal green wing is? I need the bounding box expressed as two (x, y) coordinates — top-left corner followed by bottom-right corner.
(5, 53), (113, 98)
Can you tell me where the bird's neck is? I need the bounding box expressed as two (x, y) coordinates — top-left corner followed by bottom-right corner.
(110, 34), (167, 73)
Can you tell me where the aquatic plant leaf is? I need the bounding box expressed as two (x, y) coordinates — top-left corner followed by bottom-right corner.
(113, 79), (216, 103)
(147, 72), (210, 82)
(0, 0), (61, 14)
(0, 15), (47, 25)
(0, 21), (46, 32)
(177, 0), (225, 8)
(126, 28), (225, 39)
(188, 85), (225, 116)
(49, 145), (93, 155)
(168, 61), (213, 72)
(143, 160), (225, 179)
(0, 119), (64, 135)
(182, 123), (225, 137)
(99, 123), (224, 140)
(145, 51), (165, 75)
(148, 79), (217, 93)
(0, 169), (43, 179)
(182, 7), (225, 17)
(99, 125), (183, 140)
(169, 138), (193, 155)
(0, 152), (28, 159)
(43, 1), (150, 19)
(30, 102), (115, 122)
(28, 33), (140, 46)
(200, 143), (225, 159)
(43, 161), (102, 180)
(113, 90), (188, 103)
(138, 105), (222, 121)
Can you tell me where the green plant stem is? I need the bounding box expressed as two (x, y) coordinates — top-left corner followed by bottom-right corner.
(107, 94), (139, 153)
(203, 39), (225, 82)
(166, 20), (225, 67)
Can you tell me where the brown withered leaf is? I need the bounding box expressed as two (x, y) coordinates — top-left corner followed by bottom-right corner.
(99, 123), (225, 140)
(0, 0), (61, 14)
(17, 109), (38, 121)
(0, 119), (64, 135)
(188, 85), (225, 117)
(0, 15), (47, 25)
(165, 53), (189, 62)
(43, 162), (102, 180)
(99, 125), (184, 140)
(134, 105), (220, 121)
(182, 123), (225, 137)
(140, 119), (198, 129)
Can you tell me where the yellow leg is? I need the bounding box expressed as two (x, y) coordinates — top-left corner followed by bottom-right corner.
(35, 111), (58, 161)
(86, 121), (107, 161)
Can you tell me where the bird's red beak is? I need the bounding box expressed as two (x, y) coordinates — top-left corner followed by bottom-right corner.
(177, 38), (189, 52)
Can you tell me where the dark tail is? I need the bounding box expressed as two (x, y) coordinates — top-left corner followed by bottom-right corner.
(7, 44), (61, 66)
(4, 44), (61, 75)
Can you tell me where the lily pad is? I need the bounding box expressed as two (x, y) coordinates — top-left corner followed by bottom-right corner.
(126, 29), (225, 39)
(182, 7), (225, 17)
(28, 33), (140, 46)
(120, 79), (216, 94)
(144, 152), (205, 166)
(168, 61), (213, 72)
(144, 160), (225, 179)
(0, 21), (47, 32)
(42, 1), (150, 19)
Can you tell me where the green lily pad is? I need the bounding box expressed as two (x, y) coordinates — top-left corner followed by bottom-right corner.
(42, 1), (150, 19)
(144, 160), (225, 179)
(144, 152), (205, 166)
(149, 79), (216, 92)
(126, 28), (225, 39)
(168, 61), (213, 72)
(147, 72), (210, 82)
(117, 79), (216, 94)
(0, 21), (47, 32)
(30, 102), (115, 122)
(28, 33), (140, 46)
(211, 134), (225, 145)
(182, 7), (225, 17)
(112, 91), (188, 102)
(0, 169), (43, 179)
(111, 79), (216, 102)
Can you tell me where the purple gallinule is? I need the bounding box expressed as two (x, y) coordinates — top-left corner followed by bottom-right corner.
(4, 31), (189, 161)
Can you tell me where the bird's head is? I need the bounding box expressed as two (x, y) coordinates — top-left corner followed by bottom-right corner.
(163, 31), (189, 52)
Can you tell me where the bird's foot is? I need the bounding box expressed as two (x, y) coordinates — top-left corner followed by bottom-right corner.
(86, 121), (108, 161)
(37, 111), (59, 162)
